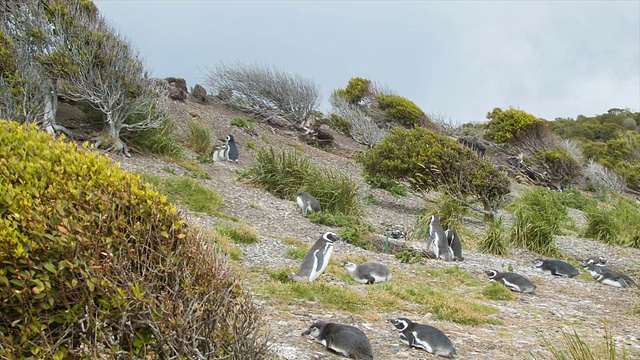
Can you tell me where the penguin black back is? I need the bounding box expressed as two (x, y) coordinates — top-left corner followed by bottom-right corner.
(296, 192), (321, 217)
(534, 259), (580, 278)
(226, 135), (239, 163)
(387, 317), (456, 358)
(302, 321), (373, 360)
(484, 269), (537, 293)
(445, 228), (463, 261)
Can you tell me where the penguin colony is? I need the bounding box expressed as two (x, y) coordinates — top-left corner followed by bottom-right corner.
(289, 214), (636, 358)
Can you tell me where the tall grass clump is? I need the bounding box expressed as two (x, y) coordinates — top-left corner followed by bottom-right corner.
(534, 322), (626, 360)
(186, 118), (214, 155)
(129, 117), (183, 156)
(553, 187), (598, 211)
(508, 187), (571, 256)
(583, 198), (640, 249)
(477, 216), (510, 256)
(411, 194), (470, 246)
(239, 147), (362, 217)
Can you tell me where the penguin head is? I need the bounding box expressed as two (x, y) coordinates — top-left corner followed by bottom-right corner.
(484, 269), (498, 279)
(323, 232), (342, 243)
(533, 259), (545, 268)
(302, 321), (325, 338)
(226, 135), (235, 143)
(342, 260), (357, 272)
(430, 214), (440, 224)
(387, 318), (411, 331)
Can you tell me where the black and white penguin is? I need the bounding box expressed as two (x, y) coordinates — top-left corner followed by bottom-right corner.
(226, 135), (239, 163)
(427, 215), (453, 261)
(534, 259), (580, 278)
(583, 255), (607, 268)
(592, 270), (635, 288)
(445, 228), (464, 261)
(302, 321), (373, 360)
(289, 232), (340, 283)
(582, 262), (607, 277)
(211, 135), (239, 163)
(484, 269), (537, 293)
(296, 192), (321, 217)
(342, 260), (392, 284)
(387, 317), (456, 358)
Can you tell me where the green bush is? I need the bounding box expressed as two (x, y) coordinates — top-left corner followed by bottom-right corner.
(0, 120), (270, 358)
(363, 173), (407, 197)
(553, 188), (598, 211)
(230, 117), (256, 128)
(533, 148), (582, 189)
(357, 126), (510, 218)
(375, 93), (427, 127)
(485, 107), (542, 143)
(335, 77), (371, 104)
(328, 113), (352, 135)
(508, 187), (570, 256)
(477, 216), (510, 256)
(186, 118), (214, 155)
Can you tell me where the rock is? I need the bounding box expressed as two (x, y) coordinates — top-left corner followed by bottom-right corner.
(165, 77), (188, 101)
(191, 84), (208, 103)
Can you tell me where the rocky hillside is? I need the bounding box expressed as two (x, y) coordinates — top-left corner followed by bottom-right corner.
(110, 95), (640, 360)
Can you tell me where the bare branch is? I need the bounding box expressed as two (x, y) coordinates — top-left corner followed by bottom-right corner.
(329, 91), (387, 148)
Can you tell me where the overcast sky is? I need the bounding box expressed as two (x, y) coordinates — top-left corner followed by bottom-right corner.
(93, 1), (640, 124)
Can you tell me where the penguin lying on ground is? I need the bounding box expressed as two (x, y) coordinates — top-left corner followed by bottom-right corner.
(302, 321), (373, 360)
(583, 255), (607, 267)
(387, 317), (456, 358)
(289, 232), (340, 283)
(484, 269), (537, 293)
(582, 263), (636, 288)
(534, 258), (580, 278)
(342, 260), (392, 284)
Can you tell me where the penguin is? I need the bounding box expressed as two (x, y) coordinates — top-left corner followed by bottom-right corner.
(445, 228), (464, 261)
(289, 232), (340, 283)
(427, 215), (453, 261)
(302, 321), (373, 360)
(533, 259), (580, 278)
(226, 135), (239, 163)
(581, 262), (607, 277)
(387, 317), (456, 358)
(583, 255), (607, 267)
(211, 135), (239, 163)
(296, 192), (321, 217)
(342, 260), (392, 284)
(593, 270), (635, 288)
(484, 269), (537, 293)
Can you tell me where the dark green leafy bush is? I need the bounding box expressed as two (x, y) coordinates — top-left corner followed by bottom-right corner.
(328, 113), (353, 135)
(0, 120), (270, 358)
(533, 148), (582, 189)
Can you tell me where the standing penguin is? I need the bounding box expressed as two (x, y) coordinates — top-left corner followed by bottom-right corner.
(226, 135), (239, 163)
(342, 260), (392, 284)
(427, 215), (453, 261)
(387, 318), (456, 358)
(534, 259), (580, 278)
(289, 232), (340, 283)
(445, 228), (464, 261)
(302, 321), (373, 360)
(296, 192), (321, 217)
(484, 269), (537, 293)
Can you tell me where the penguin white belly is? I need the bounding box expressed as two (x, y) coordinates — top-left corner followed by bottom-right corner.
(411, 331), (433, 353)
(296, 197), (305, 212)
(319, 246), (333, 272)
(501, 278), (521, 292)
(308, 250), (321, 282)
(600, 278), (624, 287)
(372, 274), (390, 283)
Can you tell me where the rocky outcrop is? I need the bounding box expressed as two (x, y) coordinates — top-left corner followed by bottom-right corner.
(191, 84), (208, 103)
(165, 77), (188, 101)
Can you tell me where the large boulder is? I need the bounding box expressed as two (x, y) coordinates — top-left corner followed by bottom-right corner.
(165, 77), (188, 101)
(191, 84), (208, 103)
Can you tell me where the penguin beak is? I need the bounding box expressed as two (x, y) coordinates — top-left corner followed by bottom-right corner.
(301, 329), (311, 336)
(342, 260), (348, 265)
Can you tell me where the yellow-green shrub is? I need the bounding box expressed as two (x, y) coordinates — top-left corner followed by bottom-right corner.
(0, 120), (270, 358)
(485, 107), (542, 143)
(375, 93), (428, 127)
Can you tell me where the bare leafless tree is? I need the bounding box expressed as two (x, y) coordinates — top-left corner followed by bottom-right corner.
(330, 91), (387, 148)
(205, 61), (321, 128)
(53, 10), (168, 155)
(584, 159), (626, 195)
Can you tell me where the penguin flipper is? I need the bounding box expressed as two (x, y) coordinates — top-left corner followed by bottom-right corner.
(365, 276), (376, 285)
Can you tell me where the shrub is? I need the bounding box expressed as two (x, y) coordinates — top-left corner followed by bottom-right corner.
(508, 187), (570, 256)
(230, 117), (256, 128)
(375, 93), (428, 127)
(186, 118), (214, 154)
(532, 148), (582, 189)
(363, 173), (407, 197)
(328, 113), (353, 135)
(553, 188), (597, 211)
(582, 198), (640, 249)
(335, 77), (372, 105)
(485, 107), (543, 143)
(357, 126), (510, 219)
(0, 120), (270, 358)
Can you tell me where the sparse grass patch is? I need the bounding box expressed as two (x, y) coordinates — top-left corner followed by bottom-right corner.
(246, 141), (257, 150)
(362, 194), (380, 205)
(140, 174), (224, 216)
(230, 117), (256, 128)
(129, 118), (184, 156)
(363, 173), (407, 197)
(162, 166), (177, 175)
(196, 153), (214, 163)
(187, 170), (211, 180)
(286, 247), (307, 260)
(214, 222), (260, 244)
(554, 187), (598, 211)
(186, 118), (214, 155)
(394, 250), (424, 264)
(481, 281), (516, 301)
(534, 321), (627, 360)
(198, 226), (243, 261)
